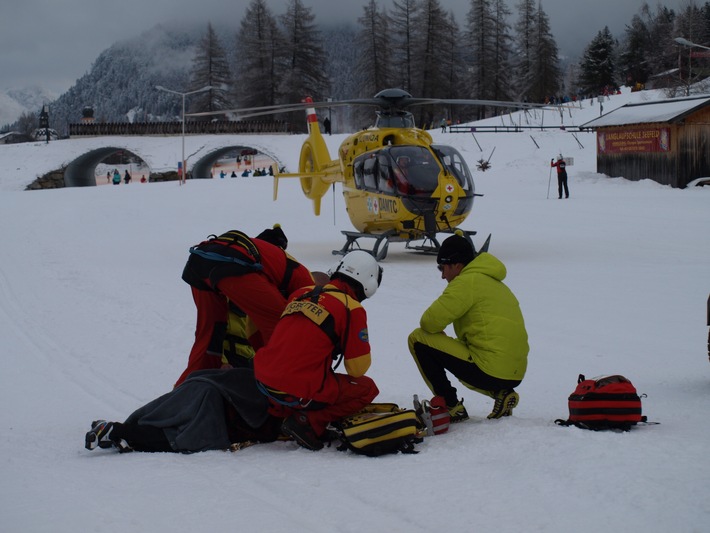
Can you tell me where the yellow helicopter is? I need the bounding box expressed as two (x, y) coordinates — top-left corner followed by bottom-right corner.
(191, 89), (539, 260)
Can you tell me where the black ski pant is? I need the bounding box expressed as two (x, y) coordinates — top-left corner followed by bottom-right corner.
(410, 341), (521, 407)
(111, 422), (173, 453)
(557, 171), (569, 198)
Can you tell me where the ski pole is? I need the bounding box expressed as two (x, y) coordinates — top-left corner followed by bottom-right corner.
(546, 161), (553, 199)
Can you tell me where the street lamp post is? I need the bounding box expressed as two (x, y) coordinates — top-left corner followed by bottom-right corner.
(674, 37), (710, 51)
(155, 85), (212, 185)
(674, 37), (710, 96)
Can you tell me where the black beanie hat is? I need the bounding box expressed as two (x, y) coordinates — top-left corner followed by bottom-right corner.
(256, 224), (288, 250)
(437, 234), (475, 265)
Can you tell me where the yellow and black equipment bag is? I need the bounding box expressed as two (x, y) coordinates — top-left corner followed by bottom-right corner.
(333, 403), (423, 456)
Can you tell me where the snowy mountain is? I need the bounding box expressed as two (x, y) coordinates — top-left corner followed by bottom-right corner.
(0, 86), (57, 129)
(46, 23), (201, 134)
(46, 22), (359, 135)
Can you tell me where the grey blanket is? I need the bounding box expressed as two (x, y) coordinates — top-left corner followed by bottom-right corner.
(125, 368), (269, 453)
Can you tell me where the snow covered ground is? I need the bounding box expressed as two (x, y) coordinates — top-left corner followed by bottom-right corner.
(1, 88), (709, 532)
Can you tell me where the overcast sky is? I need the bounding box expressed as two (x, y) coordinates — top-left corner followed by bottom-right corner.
(0, 0), (693, 95)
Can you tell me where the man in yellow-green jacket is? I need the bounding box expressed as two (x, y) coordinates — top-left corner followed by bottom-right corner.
(408, 234), (529, 421)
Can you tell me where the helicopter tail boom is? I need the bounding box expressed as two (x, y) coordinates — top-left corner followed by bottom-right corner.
(271, 97), (340, 216)
(299, 97), (337, 215)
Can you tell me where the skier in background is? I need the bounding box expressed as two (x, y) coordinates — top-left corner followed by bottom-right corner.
(551, 155), (569, 199)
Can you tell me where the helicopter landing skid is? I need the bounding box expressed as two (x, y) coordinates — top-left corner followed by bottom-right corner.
(332, 230), (397, 262)
(333, 229), (491, 262)
(404, 229), (482, 255)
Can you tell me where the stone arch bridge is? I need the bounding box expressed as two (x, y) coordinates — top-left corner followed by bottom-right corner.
(21, 134), (293, 189)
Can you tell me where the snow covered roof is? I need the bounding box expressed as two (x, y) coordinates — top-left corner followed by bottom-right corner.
(581, 95), (710, 128)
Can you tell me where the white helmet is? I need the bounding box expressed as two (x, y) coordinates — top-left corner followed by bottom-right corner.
(328, 250), (383, 299)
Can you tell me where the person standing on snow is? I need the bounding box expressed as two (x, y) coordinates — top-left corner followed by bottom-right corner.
(408, 233), (529, 422)
(175, 225), (314, 387)
(551, 155), (569, 199)
(254, 250), (383, 451)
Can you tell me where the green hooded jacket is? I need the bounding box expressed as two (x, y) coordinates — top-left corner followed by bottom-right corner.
(420, 252), (529, 380)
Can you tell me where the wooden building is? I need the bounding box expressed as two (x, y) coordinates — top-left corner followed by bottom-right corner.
(581, 95), (710, 188)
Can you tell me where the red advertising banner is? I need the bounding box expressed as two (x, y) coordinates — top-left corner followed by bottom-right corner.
(597, 127), (671, 154)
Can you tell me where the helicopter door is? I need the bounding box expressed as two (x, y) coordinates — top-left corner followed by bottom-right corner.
(377, 154), (395, 194)
(362, 156), (377, 189)
(432, 145), (474, 192)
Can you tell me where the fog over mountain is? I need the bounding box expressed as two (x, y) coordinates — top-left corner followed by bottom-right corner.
(0, 86), (58, 130)
(0, 0), (690, 95)
(2, 21), (361, 135)
(0, 0), (700, 133)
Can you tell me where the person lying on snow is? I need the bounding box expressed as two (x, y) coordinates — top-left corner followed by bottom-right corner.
(85, 368), (282, 453)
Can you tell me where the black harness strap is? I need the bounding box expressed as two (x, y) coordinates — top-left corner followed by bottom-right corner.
(288, 286), (352, 371)
(213, 230), (261, 262)
(278, 256), (299, 297)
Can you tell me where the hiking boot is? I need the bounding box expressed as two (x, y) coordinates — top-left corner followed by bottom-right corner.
(85, 420), (114, 450)
(447, 400), (469, 423)
(281, 414), (324, 451)
(85, 420), (133, 453)
(488, 390), (519, 419)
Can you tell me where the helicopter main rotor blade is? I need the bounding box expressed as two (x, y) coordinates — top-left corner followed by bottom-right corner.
(404, 98), (550, 109)
(186, 100), (373, 118)
(184, 87), (552, 119)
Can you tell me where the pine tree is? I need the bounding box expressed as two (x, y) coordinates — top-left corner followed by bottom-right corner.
(490, 0), (514, 103)
(441, 13), (464, 102)
(278, 0), (330, 107)
(618, 14), (651, 88)
(465, 0), (513, 118)
(511, 0), (537, 101)
(578, 27), (617, 95)
(15, 111), (37, 136)
(512, 0), (560, 103)
(644, 4), (678, 80)
(674, 3), (710, 93)
(322, 24), (360, 130)
(354, 1), (390, 127)
(466, 0), (495, 109)
(413, 0), (454, 126)
(528, 3), (561, 102)
(389, 0), (421, 93)
(355, 0), (390, 96)
(235, 0), (284, 109)
(188, 23), (233, 116)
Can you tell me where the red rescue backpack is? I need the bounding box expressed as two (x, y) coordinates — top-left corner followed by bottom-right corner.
(555, 374), (646, 431)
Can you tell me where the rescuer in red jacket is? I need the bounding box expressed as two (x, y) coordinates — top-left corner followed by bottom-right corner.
(254, 250), (383, 451)
(176, 225), (314, 387)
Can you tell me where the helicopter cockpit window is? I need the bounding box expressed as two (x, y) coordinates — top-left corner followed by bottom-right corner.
(377, 155), (395, 193)
(432, 145), (474, 192)
(389, 146), (440, 196)
(362, 155), (377, 189)
(353, 159), (365, 188)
